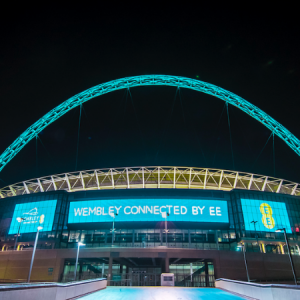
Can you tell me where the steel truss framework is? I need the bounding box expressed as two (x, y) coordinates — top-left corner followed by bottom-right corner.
(0, 166), (299, 199)
(0, 75), (300, 173)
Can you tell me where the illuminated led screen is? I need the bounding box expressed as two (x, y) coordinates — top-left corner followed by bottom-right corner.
(9, 200), (57, 234)
(68, 199), (229, 223)
(241, 199), (292, 233)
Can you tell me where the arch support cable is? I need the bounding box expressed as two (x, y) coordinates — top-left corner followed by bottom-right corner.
(75, 104), (82, 171)
(226, 103), (235, 170)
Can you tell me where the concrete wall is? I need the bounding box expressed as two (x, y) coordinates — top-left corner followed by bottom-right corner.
(0, 278), (107, 300)
(1, 247), (300, 282)
(215, 278), (300, 300)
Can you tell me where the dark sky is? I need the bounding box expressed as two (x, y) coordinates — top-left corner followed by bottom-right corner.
(1, 8), (300, 187)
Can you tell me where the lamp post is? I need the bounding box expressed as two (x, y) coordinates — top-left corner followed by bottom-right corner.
(238, 243), (250, 282)
(109, 212), (118, 247)
(250, 220), (259, 252)
(74, 242), (85, 281)
(275, 228), (297, 285)
(27, 226), (43, 283)
(162, 212), (169, 247)
(14, 217), (25, 250)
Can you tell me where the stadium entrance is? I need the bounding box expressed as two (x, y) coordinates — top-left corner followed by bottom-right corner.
(61, 257), (215, 287)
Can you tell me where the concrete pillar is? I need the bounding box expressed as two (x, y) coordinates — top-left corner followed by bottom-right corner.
(107, 257), (113, 286)
(205, 262), (209, 287)
(104, 231), (107, 244)
(165, 257), (169, 273)
(132, 230), (135, 247)
(215, 231), (219, 250)
(101, 263), (105, 277)
(54, 258), (65, 282)
(79, 261), (83, 280)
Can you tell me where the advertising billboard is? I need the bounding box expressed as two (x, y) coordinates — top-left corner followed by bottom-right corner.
(68, 199), (229, 224)
(9, 200), (57, 234)
(241, 199), (292, 233)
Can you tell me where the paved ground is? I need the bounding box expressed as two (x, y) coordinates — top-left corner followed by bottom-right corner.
(78, 287), (246, 300)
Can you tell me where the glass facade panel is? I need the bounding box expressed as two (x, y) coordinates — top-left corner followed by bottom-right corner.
(0, 190), (299, 255)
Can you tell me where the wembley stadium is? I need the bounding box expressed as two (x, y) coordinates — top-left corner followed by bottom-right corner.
(0, 75), (299, 287)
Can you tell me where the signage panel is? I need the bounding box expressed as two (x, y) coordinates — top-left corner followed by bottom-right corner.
(68, 199), (229, 223)
(9, 200), (57, 234)
(241, 199), (292, 233)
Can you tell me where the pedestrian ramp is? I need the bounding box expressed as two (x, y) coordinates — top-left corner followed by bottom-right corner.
(78, 286), (248, 299)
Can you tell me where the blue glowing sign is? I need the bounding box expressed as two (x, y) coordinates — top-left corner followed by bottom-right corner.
(9, 200), (57, 234)
(241, 199), (292, 233)
(68, 199), (229, 223)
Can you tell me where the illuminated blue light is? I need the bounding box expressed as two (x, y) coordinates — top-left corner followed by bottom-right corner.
(8, 200), (57, 234)
(68, 199), (229, 223)
(1, 75), (300, 173)
(241, 199), (292, 233)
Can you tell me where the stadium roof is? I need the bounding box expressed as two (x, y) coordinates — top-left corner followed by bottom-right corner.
(0, 166), (299, 199)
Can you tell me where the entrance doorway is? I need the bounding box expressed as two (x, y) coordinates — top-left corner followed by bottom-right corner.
(170, 259), (215, 287)
(61, 257), (215, 287)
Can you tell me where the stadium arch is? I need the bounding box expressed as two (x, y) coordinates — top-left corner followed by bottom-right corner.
(1, 75), (300, 172)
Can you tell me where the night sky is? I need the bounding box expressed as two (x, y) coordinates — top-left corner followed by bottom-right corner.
(1, 9), (300, 187)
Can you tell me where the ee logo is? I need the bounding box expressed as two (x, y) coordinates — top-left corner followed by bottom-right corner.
(39, 214), (45, 224)
(260, 203), (275, 229)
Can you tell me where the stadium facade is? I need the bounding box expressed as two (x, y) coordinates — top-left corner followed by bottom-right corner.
(1, 75), (300, 286)
(0, 166), (300, 286)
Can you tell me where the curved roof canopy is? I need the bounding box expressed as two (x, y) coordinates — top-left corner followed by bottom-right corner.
(0, 75), (300, 173)
(0, 166), (299, 199)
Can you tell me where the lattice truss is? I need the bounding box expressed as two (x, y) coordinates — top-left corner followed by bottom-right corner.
(0, 75), (300, 172)
(0, 167), (299, 199)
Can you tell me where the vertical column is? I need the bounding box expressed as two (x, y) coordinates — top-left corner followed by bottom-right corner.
(126, 265), (129, 286)
(188, 229), (191, 248)
(165, 257), (169, 273)
(160, 229), (163, 246)
(79, 261), (83, 281)
(120, 264), (123, 274)
(205, 262), (209, 287)
(215, 231), (219, 250)
(132, 229), (135, 247)
(107, 257), (113, 286)
(190, 263), (193, 286)
(101, 263), (105, 278)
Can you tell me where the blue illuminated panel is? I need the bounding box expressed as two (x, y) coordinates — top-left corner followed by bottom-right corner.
(9, 200), (57, 234)
(68, 199), (229, 223)
(241, 199), (292, 233)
